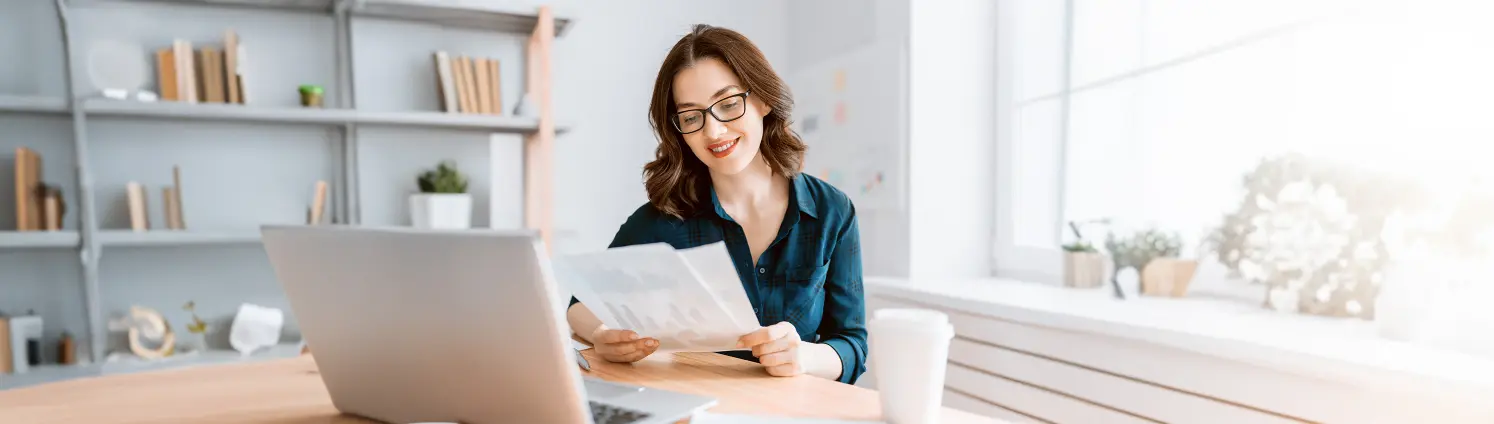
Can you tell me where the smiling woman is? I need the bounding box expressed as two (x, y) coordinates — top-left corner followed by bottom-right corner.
(564, 24), (868, 385)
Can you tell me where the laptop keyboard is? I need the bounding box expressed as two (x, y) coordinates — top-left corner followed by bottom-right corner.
(590, 401), (652, 424)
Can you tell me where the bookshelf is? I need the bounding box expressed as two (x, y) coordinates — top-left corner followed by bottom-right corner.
(84, 99), (568, 132)
(95, 230), (264, 247)
(0, 231), (81, 249)
(0, 95), (70, 114)
(1, 0), (567, 370)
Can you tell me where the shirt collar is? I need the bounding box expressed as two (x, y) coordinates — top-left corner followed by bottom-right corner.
(707, 175), (819, 221)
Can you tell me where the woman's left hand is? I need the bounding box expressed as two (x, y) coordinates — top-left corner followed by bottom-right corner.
(738, 321), (804, 377)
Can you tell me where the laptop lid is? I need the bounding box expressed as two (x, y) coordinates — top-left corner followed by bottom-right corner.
(261, 225), (590, 424)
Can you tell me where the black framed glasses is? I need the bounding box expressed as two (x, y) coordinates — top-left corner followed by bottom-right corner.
(672, 91), (750, 134)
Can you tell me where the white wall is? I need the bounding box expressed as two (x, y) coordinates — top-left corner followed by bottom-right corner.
(783, 0), (912, 278)
(545, 0), (790, 254)
(907, 0), (998, 279)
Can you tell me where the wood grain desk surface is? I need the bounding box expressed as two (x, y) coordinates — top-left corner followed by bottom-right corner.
(0, 350), (998, 423)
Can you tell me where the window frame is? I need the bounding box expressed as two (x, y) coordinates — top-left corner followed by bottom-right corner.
(992, 0), (1071, 284)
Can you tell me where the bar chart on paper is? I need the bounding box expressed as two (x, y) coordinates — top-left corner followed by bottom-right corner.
(556, 243), (759, 352)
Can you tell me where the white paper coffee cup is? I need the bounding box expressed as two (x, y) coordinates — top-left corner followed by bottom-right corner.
(869, 308), (955, 424)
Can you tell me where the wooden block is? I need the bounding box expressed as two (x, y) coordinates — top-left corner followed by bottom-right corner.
(173, 166), (186, 230)
(127, 182), (149, 231)
(225, 30), (241, 104)
(475, 58), (493, 114)
(14, 148), (42, 231)
(163, 187), (180, 230)
(310, 180), (328, 225)
(156, 48), (179, 101)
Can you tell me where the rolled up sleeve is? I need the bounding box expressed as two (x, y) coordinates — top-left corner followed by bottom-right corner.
(818, 206), (867, 384)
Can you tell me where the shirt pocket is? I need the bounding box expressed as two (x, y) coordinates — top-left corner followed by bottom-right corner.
(782, 263), (830, 324)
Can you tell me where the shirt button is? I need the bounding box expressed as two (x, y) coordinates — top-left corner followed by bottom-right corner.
(758, 268), (766, 274)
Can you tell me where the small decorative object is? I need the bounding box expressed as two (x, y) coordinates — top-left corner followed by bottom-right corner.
(102, 88), (129, 100)
(1105, 228), (1185, 298)
(57, 331), (75, 365)
(1141, 258), (1199, 297)
(299, 84), (324, 108)
(1061, 219), (1110, 288)
(410, 160), (472, 229)
(3, 314), (43, 373)
(135, 90), (159, 102)
(38, 184), (65, 231)
(230, 303), (284, 356)
(182, 301), (209, 352)
(123, 306), (175, 359)
(88, 39), (148, 95)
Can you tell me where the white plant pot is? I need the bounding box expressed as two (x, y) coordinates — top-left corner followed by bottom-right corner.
(409, 193), (472, 229)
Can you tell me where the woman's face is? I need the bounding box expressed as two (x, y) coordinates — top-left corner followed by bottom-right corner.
(671, 57), (770, 176)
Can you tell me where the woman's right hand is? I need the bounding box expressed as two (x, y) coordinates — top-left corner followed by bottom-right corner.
(589, 327), (660, 363)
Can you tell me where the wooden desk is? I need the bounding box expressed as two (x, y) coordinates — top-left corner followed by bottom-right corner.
(0, 350), (998, 423)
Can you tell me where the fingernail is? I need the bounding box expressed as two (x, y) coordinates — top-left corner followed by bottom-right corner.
(647, 339), (658, 347)
(629, 334), (639, 341)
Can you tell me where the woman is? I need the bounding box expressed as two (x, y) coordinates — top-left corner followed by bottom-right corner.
(566, 24), (866, 385)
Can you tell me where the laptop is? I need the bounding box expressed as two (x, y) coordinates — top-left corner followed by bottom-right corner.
(260, 225), (717, 424)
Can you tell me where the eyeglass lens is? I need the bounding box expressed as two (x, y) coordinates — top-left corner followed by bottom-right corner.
(674, 93), (748, 134)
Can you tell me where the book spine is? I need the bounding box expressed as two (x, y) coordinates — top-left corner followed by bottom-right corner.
(127, 182), (149, 231)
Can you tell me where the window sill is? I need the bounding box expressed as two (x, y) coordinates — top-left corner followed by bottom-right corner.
(865, 276), (1494, 397)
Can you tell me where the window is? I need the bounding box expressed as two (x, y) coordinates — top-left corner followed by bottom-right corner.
(996, 0), (1494, 352)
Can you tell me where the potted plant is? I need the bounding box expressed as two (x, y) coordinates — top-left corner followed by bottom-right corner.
(410, 160), (472, 229)
(1106, 228), (1193, 297)
(1062, 219), (1109, 288)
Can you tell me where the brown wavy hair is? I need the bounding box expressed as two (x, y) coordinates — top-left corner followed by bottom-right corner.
(645, 24), (806, 219)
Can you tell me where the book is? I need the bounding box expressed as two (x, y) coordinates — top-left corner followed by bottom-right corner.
(127, 182), (149, 231)
(434, 51), (457, 113)
(225, 30), (241, 104)
(234, 38), (249, 104)
(174, 40), (197, 104)
(14, 148), (41, 231)
(453, 56), (474, 113)
(198, 48), (225, 103)
(310, 180), (328, 225)
(475, 58), (493, 114)
(0, 317), (11, 374)
(172, 166), (186, 229)
(156, 48), (179, 101)
(163, 187), (180, 230)
(488, 58), (502, 114)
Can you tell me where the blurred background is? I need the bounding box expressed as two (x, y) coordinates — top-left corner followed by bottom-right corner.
(2, 0), (1493, 421)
